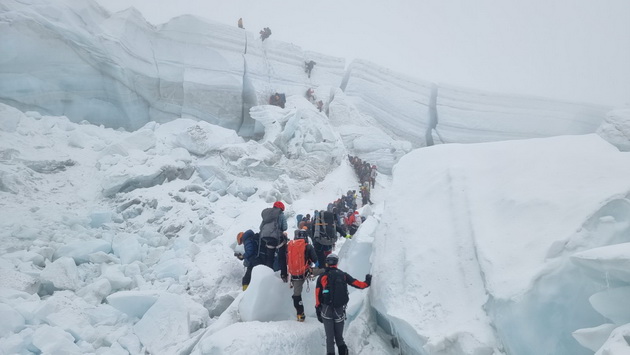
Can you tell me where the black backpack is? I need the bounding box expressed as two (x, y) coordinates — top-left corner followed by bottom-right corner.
(313, 211), (336, 246)
(321, 269), (349, 308)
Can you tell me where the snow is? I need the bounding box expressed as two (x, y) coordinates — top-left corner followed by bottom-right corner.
(106, 290), (159, 319)
(53, 239), (112, 264)
(2, 1), (630, 354)
(596, 109), (630, 152)
(434, 86), (609, 144)
(589, 287), (630, 325)
(4, 99), (630, 354)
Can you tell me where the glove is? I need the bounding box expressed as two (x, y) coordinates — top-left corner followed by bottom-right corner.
(365, 274), (372, 286)
(281, 275), (288, 283)
(316, 306), (323, 323)
(234, 252), (244, 260)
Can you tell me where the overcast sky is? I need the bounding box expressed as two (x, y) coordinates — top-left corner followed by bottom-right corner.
(97, 0), (630, 108)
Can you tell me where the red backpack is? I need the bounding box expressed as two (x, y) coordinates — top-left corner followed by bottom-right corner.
(287, 239), (309, 276)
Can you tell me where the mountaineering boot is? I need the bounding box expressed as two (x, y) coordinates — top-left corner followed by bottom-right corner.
(337, 344), (349, 355)
(292, 295), (305, 321)
(242, 284), (248, 291)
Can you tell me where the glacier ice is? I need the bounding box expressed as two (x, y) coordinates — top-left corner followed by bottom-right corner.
(0, 0), (613, 170)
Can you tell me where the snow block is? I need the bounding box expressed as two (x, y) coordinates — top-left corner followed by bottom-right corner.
(0, 303), (26, 337)
(0, 103), (23, 132)
(31, 324), (82, 355)
(133, 293), (208, 355)
(572, 323), (617, 352)
(571, 242), (630, 284)
(106, 290), (161, 319)
(39, 257), (80, 292)
(590, 287), (630, 324)
(0, 269), (39, 294)
(53, 239), (112, 264)
(238, 266), (294, 322)
(112, 233), (143, 264)
(100, 264), (133, 290)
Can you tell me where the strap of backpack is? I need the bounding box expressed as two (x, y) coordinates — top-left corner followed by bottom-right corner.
(314, 214), (321, 240)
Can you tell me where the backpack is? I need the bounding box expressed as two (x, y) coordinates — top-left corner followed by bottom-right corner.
(260, 207), (282, 242)
(287, 239), (309, 277)
(296, 214), (304, 226)
(313, 211), (336, 246)
(321, 268), (349, 308)
(243, 231), (262, 267)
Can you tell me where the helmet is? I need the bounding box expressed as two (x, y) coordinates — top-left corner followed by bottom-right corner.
(296, 229), (309, 241)
(273, 201), (285, 211)
(236, 232), (244, 245)
(325, 253), (339, 266)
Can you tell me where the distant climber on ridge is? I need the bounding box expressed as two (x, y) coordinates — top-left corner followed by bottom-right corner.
(260, 27), (272, 41)
(305, 60), (316, 78)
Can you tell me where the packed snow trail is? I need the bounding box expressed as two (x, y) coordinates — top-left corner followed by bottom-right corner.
(189, 158), (393, 355)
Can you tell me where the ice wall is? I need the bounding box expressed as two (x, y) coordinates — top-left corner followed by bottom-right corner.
(342, 60), (436, 148)
(372, 134), (630, 354)
(433, 85), (609, 144)
(0, 0), (345, 134)
(0, 0), (614, 164)
(240, 34), (345, 137)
